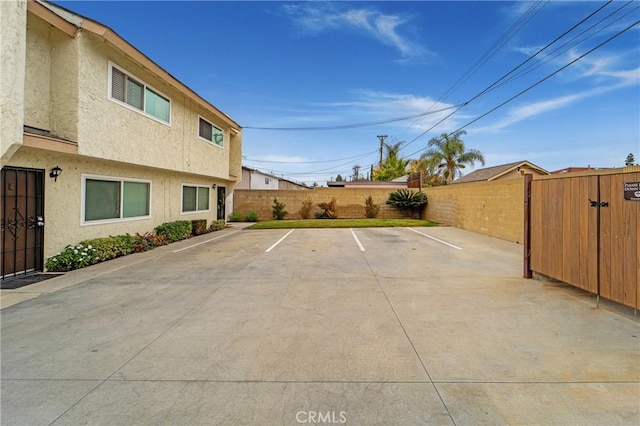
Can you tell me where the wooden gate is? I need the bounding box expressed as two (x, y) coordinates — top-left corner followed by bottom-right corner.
(527, 170), (639, 309)
(1, 167), (46, 280)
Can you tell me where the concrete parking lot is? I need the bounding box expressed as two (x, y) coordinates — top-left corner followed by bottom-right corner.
(1, 225), (639, 425)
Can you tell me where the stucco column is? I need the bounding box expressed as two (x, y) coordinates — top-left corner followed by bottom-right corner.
(0, 0), (27, 165)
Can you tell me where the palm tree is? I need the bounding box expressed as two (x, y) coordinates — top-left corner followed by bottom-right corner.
(422, 130), (485, 184)
(409, 156), (443, 187)
(373, 141), (410, 181)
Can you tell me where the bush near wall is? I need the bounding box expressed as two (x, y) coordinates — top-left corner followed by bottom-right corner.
(234, 188), (406, 220)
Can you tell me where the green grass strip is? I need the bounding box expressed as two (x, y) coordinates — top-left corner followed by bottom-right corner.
(245, 218), (438, 229)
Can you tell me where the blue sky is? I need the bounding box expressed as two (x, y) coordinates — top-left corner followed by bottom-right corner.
(57, 1), (639, 185)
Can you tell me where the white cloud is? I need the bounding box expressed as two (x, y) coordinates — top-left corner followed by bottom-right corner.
(244, 89), (467, 134)
(280, 3), (431, 61)
(474, 95), (581, 133)
(476, 77), (635, 133)
(320, 89), (468, 133)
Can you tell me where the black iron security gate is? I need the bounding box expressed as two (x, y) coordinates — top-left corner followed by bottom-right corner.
(217, 186), (226, 220)
(1, 167), (45, 280)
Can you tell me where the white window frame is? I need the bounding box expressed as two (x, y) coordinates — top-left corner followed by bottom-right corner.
(107, 61), (172, 126)
(180, 184), (211, 214)
(197, 115), (224, 148)
(81, 174), (152, 226)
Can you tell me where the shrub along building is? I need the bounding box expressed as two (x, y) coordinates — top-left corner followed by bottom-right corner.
(1, 0), (242, 278)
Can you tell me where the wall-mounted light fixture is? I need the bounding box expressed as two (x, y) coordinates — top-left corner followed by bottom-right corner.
(49, 166), (62, 182)
(212, 183), (217, 189)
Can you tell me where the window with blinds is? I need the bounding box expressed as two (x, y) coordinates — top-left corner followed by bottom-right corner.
(182, 185), (210, 213)
(198, 117), (224, 147)
(109, 62), (170, 124)
(84, 176), (151, 223)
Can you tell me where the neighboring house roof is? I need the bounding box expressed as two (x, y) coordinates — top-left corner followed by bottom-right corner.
(391, 175), (409, 183)
(35, 0), (241, 132)
(453, 161), (549, 184)
(326, 180), (407, 188)
(242, 166), (309, 189)
(551, 166), (595, 174)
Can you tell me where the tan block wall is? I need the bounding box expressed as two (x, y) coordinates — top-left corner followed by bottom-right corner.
(423, 179), (525, 243)
(233, 188), (406, 220)
(234, 183), (525, 242)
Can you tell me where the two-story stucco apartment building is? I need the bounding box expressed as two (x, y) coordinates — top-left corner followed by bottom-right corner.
(1, 0), (242, 279)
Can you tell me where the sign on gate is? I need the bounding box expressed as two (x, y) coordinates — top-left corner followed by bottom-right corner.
(623, 181), (640, 201)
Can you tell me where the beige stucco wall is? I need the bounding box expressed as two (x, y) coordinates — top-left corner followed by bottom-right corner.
(229, 131), (242, 183)
(18, 12), (240, 180)
(49, 26), (79, 141)
(0, 0), (27, 164)
(237, 168), (251, 189)
(24, 12), (52, 131)
(3, 4), (244, 272)
(8, 146), (227, 260)
(423, 179), (525, 243)
(74, 31), (233, 179)
(22, 11), (79, 142)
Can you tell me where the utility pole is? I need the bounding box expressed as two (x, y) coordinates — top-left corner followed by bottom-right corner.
(377, 134), (388, 167)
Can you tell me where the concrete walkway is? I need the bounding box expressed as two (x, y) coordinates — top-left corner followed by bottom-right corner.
(1, 226), (638, 425)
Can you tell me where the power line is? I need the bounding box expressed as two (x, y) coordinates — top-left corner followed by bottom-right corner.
(393, 0), (548, 142)
(451, 18), (640, 134)
(244, 151), (378, 176)
(494, 1), (638, 91)
(401, 17), (640, 160)
(434, 1), (549, 111)
(243, 150), (378, 164)
(242, 104), (462, 131)
(398, 0), (615, 155)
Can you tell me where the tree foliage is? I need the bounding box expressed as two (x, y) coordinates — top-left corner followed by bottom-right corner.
(373, 141), (410, 181)
(422, 130), (485, 184)
(409, 156), (443, 187)
(625, 153), (636, 166)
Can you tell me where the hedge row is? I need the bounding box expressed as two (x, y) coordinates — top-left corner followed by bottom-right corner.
(45, 219), (227, 272)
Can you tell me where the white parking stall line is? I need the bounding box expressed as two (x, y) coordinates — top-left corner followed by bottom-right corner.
(350, 228), (365, 252)
(406, 228), (462, 250)
(173, 230), (241, 253)
(265, 229), (295, 253)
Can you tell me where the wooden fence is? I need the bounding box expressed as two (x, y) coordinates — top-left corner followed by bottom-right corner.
(526, 169), (639, 309)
